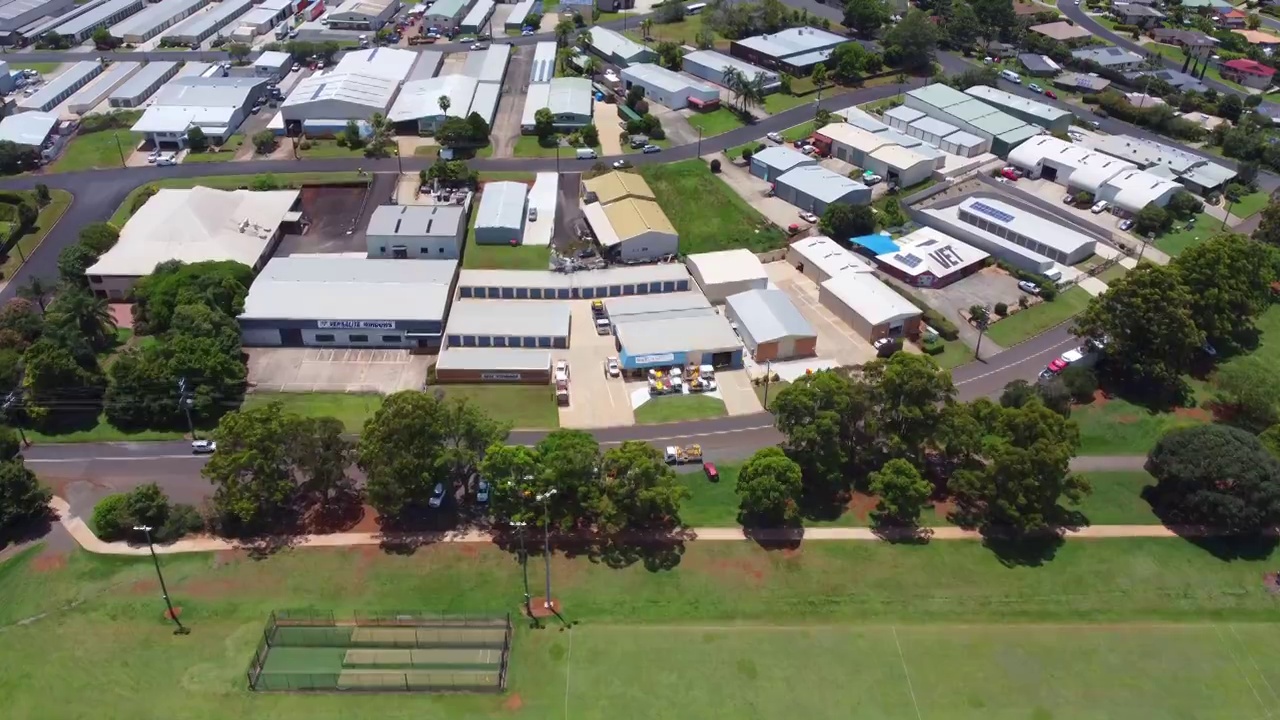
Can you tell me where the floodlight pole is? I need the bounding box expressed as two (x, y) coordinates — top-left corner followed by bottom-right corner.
(136, 525), (189, 635)
(511, 520), (532, 616)
(761, 359), (773, 410)
(536, 489), (557, 609)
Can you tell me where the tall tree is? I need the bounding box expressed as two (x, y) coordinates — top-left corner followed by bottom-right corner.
(17, 276), (51, 315)
(883, 9), (941, 70)
(21, 338), (103, 428)
(0, 459), (49, 539)
(46, 287), (115, 352)
(1213, 356), (1280, 431)
(820, 203), (876, 239)
(771, 370), (873, 494)
(735, 446), (803, 526)
(843, 0), (889, 38)
(1073, 264), (1204, 401)
(862, 352), (955, 466)
(57, 244), (101, 286)
(945, 1), (982, 50)
(1172, 233), (1277, 353)
(480, 443), (543, 525)
(1146, 424), (1280, 534)
(868, 458), (933, 528)
(1252, 199), (1280, 247)
(202, 403), (300, 532)
(597, 440), (687, 532)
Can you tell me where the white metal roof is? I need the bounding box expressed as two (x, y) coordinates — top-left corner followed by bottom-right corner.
(435, 347), (551, 371)
(964, 85), (1073, 124)
(55, 0), (140, 38)
(240, 256), (457, 322)
(615, 313), (741, 356)
(875, 227), (988, 279)
(734, 26), (845, 60)
(821, 273), (920, 326)
(870, 144), (931, 172)
(461, 0), (494, 28)
(131, 104), (234, 132)
(111, 60), (177, 101)
(750, 146), (814, 172)
(115, 0), (206, 38)
(446, 300), (571, 337)
(686, 248), (767, 288)
(468, 80), (500, 125)
(620, 63), (717, 95)
(817, 121), (893, 153)
(18, 61), (100, 111)
(285, 72), (398, 112)
(457, 263), (690, 290)
(604, 292), (712, 324)
(530, 41), (556, 83)
(463, 43), (511, 83)
(88, 187), (299, 277)
(254, 51), (292, 69)
(956, 196), (1098, 256)
(367, 204), (466, 238)
(1104, 170), (1182, 212)
(788, 235), (875, 279)
(521, 77), (594, 125)
(776, 165), (868, 204)
(682, 49), (779, 84)
(589, 26), (652, 62)
(0, 112), (56, 146)
(1008, 135), (1136, 192)
(388, 74), (477, 122)
(164, 0), (252, 39)
(334, 47), (419, 83)
(725, 288), (813, 343)
(476, 181), (527, 232)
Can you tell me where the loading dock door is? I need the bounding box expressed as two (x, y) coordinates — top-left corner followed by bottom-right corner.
(710, 351), (733, 368)
(281, 328), (303, 345)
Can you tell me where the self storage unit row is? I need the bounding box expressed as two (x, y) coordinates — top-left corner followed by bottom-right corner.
(434, 348), (552, 384)
(444, 300), (571, 349)
(109, 61), (179, 108)
(114, 0), (208, 43)
(456, 264), (693, 300)
(162, 0), (252, 44)
(460, 0), (493, 33)
(66, 61), (140, 114)
(54, 0), (143, 42)
(17, 61), (102, 113)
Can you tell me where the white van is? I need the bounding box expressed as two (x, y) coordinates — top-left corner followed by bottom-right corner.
(575, 148), (597, 159)
(1042, 267), (1063, 283)
(999, 69), (1021, 84)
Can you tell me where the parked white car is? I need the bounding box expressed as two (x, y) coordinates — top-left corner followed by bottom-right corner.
(1091, 200), (1109, 214)
(605, 357), (620, 378)
(766, 132), (783, 143)
(555, 359), (570, 380)
(191, 440), (216, 454)
(156, 153), (177, 166)
(799, 211), (818, 223)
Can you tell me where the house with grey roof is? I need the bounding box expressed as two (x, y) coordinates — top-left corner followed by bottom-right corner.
(1071, 46), (1145, 71)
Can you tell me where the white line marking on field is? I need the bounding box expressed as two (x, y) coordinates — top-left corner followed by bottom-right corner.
(1230, 624), (1280, 705)
(563, 627), (575, 720)
(892, 627), (924, 720)
(1214, 624), (1271, 717)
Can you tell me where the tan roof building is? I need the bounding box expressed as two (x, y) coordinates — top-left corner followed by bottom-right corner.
(1030, 21), (1092, 42)
(582, 171), (657, 205)
(1234, 29), (1280, 45)
(581, 171), (678, 262)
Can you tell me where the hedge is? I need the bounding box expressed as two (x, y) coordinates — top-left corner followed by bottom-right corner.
(894, 283), (960, 341)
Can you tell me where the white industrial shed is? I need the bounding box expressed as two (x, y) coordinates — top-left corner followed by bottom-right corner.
(682, 50), (780, 93)
(457, 264), (693, 299)
(87, 186), (300, 299)
(464, 44), (512, 84)
(530, 41), (555, 83)
(54, 0), (143, 42)
(619, 63), (719, 109)
(253, 51), (292, 79)
(388, 74), (478, 131)
(66, 61), (140, 114)
(162, 0), (252, 44)
(239, 257), (458, 349)
(506, 0), (537, 31)
(1097, 170), (1182, 214)
(445, 301), (571, 349)
(919, 196), (1096, 274)
(725, 288), (817, 362)
(282, 72), (399, 123)
(333, 47), (419, 83)
(1008, 135), (1179, 212)
(109, 61), (179, 108)
(604, 292), (711, 327)
(327, 0), (399, 30)
(774, 165), (871, 214)
(521, 77), (594, 131)
(434, 348), (553, 384)
(815, 122), (936, 187)
(686, 248), (768, 303)
(423, 0), (469, 31)
(469, 81), (500, 127)
(131, 75), (265, 146)
(749, 146), (816, 181)
(785, 234), (874, 285)
(0, 0), (73, 34)
(474, 181), (528, 245)
(820, 273), (922, 341)
(588, 26), (656, 66)
(17, 61), (102, 113)
(366, 204), (467, 259)
(0, 112), (56, 148)
(460, 0), (493, 33)
(114, 0), (207, 43)
(231, 7), (279, 40)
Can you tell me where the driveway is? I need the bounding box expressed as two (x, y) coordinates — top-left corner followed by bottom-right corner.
(558, 301), (634, 428)
(715, 369), (763, 416)
(649, 102), (699, 146)
(764, 261), (878, 367)
(913, 266), (1027, 355)
(594, 102), (624, 157)
(715, 157), (809, 230)
(491, 44), (534, 158)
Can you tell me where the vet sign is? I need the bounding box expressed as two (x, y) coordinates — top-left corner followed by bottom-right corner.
(317, 320), (396, 330)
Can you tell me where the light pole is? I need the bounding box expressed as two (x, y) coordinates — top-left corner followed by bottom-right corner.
(973, 306), (990, 361)
(535, 489), (557, 610)
(1139, 231), (1153, 264)
(760, 359), (773, 410)
(511, 520), (532, 616)
(112, 132), (126, 167)
(135, 525), (189, 635)
(696, 126), (703, 157)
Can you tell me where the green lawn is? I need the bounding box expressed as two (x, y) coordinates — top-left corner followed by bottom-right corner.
(513, 135), (598, 159)
(1096, 262), (1129, 285)
(25, 417), (188, 444)
(621, 137), (672, 154)
(8, 537), (1280, 719)
(16, 62), (64, 75)
(1075, 471), (1160, 525)
(781, 120), (817, 142)
(753, 379), (789, 411)
(183, 135), (243, 164)
(1229, 190), (1271, 220)
(0, 189), (71, 281)
(633, 394), (726, 424)
(762, 91), (815, 114)
(639, 160), (786, 253)
(460, 202), (548, 270)
(431, 383), (560, 428)
(623, 14), (729, 50)
(1154, 214), (1226, 256)
(298, 139), (366, 159)
(111, 172), (369, 226)
(241, 392), (385, 433)
(927, 339), (974, 370)
(685, 107), (747, 137)
(49, 130), (141, 173)
(983, 287), (1092, 347)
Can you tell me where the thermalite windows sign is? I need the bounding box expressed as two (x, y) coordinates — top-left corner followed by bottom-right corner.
(317, 321), (396, 330)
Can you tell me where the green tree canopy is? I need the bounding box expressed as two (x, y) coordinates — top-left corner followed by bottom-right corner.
(883, 9), (940, 69)
(132, 260), (253, 335)
(820, 203), (875, 239)
(0, 459), (49, 539)
(1172, 233), (1277, 353)
(735, 446), (803, 526)
(1146, 424), (1280, 534)
(843, 0), (889, 38)
(869, 458), (933, 528)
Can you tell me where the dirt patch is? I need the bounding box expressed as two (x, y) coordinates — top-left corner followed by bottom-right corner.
(845, 492), (878, 524)
(1174, 406), (1213, 421)
(502, 693), (524, 711)
(30, 551), (66, 573)
(458, 544), (479, 557)
(1264, 572), (1280, 594)
(705, 557), (769, 584)
(1112, 414), (1140, 424)
(1088, 389), (1110, 408)
(211, 549), (245, 568)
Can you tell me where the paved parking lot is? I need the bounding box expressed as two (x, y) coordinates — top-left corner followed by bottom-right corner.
(558, 302), (635, 428)
(715, 369), (764, 415)
(273, 175), (389, 256)
(715, 158), (811, 230)
(1018, 176), (1130, 236)
(917, 266), (1025, 328)
(764, 261), (878, 367)
(246, 347), (431, 393)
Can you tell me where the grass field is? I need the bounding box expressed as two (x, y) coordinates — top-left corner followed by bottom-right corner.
(299, 139), (367, 159)
(512, 136), (598, 159)
(685, 107), (746, 137)
(15, 62), (64, 75)
(1230, 190), (1271, 220)
(1155, 214), (1227, 256)
(242, 392), (385, 433)
(7, 537), (1280, 719)
(927, 339), (974, 370)
(633, 394), (727, 424)
(111, 172), (369, 226)
(0, 189), (71, 281)
(24, 416), (188, 444)
(639, 160), (786, 253)
(183, 135), (243, 164)
(49, 130), (141, 173)
(763, 91), (815, 114)
(984, 287), (1091, 347)
(461, 229), (548, 270)
(433, 384), (560, 428)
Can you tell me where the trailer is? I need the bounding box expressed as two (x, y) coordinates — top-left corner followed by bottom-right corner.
(664, 445), (703, 464)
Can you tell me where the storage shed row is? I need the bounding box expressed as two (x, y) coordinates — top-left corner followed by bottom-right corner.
(109, 61), (180, 108)
(456, 265), (693, 300)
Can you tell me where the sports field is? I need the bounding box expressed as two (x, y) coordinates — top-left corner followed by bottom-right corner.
(4, 538), (1280, 719)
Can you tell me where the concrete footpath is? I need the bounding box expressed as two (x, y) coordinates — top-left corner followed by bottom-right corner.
(48, 497), (1189, 557)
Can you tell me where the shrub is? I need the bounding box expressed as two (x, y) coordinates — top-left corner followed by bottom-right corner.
(921, 338), (945, 355)
(157, 503), (203, 542)
(709, 158), (722, 173)
(994, 302), (1008, 317)
(741, 147), (753, 161)
(91, 494), (131, 541)
(1018, 295), (1029, 309)
(129, 185), (158, 216)
(1059, 365), (1098, 402)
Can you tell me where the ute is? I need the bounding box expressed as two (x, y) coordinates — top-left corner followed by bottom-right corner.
(664, 445), (703, 464)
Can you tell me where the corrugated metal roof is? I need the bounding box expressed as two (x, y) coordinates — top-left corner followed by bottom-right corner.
(446, 300), (571, 337)
(726, 288), (814, 343)
(777, 165), (868, 204)
(334, 47), (419, 83)
(476, 181), (527, 232)
(604, 292), (711, 323)
(164, 0), (252, 39)
(615, 313), (741, 356)
(733, 26), (845, 59)
(682, 49), (779, 85)
(621, 62), (717, 95)
(367, 204), (466, 238)
(115, 0), (207, 38)
(461, 0), (494, 28)
(241, 256), (456, 322)
(463, 43), (511, 84)
(821, 273), (920, 326)
(530, 41), (556, 83)
(436, 347), (551, 371)
(583, 171), (655, 204)
(55, 0), (141, 38)
(685, 248), (767, 287)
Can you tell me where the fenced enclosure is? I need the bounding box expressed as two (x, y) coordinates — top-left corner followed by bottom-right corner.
(246, 611), (513, 693)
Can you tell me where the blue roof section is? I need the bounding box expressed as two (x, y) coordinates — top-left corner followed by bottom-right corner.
(849, 233), (898, 255)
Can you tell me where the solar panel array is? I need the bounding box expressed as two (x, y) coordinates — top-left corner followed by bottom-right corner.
(894, 253), (923, 268)
(969, 201), (1015, 223)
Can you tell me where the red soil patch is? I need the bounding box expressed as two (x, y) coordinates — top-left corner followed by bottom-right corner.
(30, 552), (66, 573)
(211, 549), (245, 568)
(529, 597), (561, 618)
(180, 577), (242, 599)
(780, 547), (802, 559)
(345, 504), (381, 534)
(704, 558), (768, 584)
(108, 303), (134, 330)
(502, 694), (524, 712)
(845, 492), (878, 523)
(457, 544), (479, 557)
(932, 499), (956, 522)
(164, 606), (182, 620)
(1113, 415), (1140, 424)
(1089, 389), (1110, 407)
(1174, 406), (1213, 421)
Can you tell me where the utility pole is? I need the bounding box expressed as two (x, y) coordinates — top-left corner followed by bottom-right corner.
(536, 489), (557, 610)
(696, 126), (702, 157)
(113, 132), (126, 167)
(3, 390), (28, 447)
(511, 520), (532, 617)
(177, 378), (195, 439)
(135, 525), (190, 635)
(973, 307), (990, 361)
(1139, 232), (1153, 264)
(760, 360), (773, 410)
(555, 143), (560, 173)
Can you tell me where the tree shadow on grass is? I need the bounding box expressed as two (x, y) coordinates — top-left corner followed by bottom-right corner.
(0, 505), (54, 552)
(489, 526), (689, 572)
(1140, 484), (1280, 561)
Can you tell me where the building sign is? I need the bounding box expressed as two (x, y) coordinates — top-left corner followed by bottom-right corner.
(317, 320), (396, 330)
(633, 353), (676, 365)
(481, 373), (523, 381)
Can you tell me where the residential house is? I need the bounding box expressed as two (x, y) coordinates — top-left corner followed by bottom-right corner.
(1111, 3), (1164, 27)
(1150, 28), (1218, 58)
(1234, 29), (1280, 53)
(1071, 46), (1145, 71)
(1220, 57), (1277, 89)
(1216, 8), (1248, 28)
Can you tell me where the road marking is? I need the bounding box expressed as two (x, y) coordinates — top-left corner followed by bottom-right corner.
(953, 334), (1078, 386)
(892, 627), (924, 720)
(26, 455), (204, 463)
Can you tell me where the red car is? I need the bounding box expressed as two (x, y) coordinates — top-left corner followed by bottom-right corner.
(1045, 90), (1058, 100)
(704, 462), (719, 482)
(1000, 167), (1019, 181)
(1047, 358), (1068, 374)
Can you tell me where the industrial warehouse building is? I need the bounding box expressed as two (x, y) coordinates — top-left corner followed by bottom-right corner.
(54, 0), (143, 43)
(820, 273), (922, 341)
(505, 0), (537, 31)
(66, 61), (140, 114)
(729, 26), (847, 76)
(390, 74), (480, 131)
(87, 186), (301, 299)
(464, 44), (512, 84)
(749, 146), (816, 181)
(283, 72), (399, 130)
(724, 288), (816, 362)
(871, 227), (989, 288)
(529, 41), (555, 84)
(581, 171), (678, 262)
(785, 234), (875, 285)
(813, 122), (936, 188)
(325, 0), (400, 30)
(681, 50), (780, 93)
(460, 0), (493, 33)
(521, 77), (594, 132)
(773, 164), (871, 214)
(445, 300), (571, 349)
(109, 61), (179, 108)
(253, 51), (293, 80)
(963, 85), (1074, 134)
(587, 26), (656, 65)
(162, 0), (252, 44)
(17, 61), (101, 113)
(603, 292), (711, 327)
(131, 75), (266, 147)
(619, 63), (719, 109)
(115, 0), (207, 43)
(0, 0), (74, 37)
(456, 264), (693, 299)
(0, 112), (56, 149)
(1088, 133), (1236, 195)
(903, 83), (1042, 157)
(1008, 135), (1185, 212)
(434, 348), (552, 384)
(881, 105), (991, 157)
(474, 181), (528, 246)
(685, 248), (768, 303)
(334, 47), (420, 84)
(366, 204), (467, 259)
(920, 196), (1097, 274)
(613, 300), (744, 371)
(239, 257), (458, 349)
(423, 0), (471, 32)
